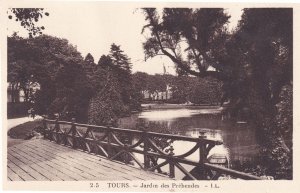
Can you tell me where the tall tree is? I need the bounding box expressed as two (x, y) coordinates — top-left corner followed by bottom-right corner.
(142, 8), (230, 78)
(50, 59), (92, 122)
(108, 44), (133, 106)
(83, 53), (96, 89)
(109, 44), (132, 72)
(233, 8), (293, 179)
(7, 34), (90, 117)
(8, 34), (54, 105)
(88, 54), (128, 126)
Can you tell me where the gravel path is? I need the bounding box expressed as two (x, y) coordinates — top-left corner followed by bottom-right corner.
(7, 116), (42, 131)
(7, 116), (42, 147)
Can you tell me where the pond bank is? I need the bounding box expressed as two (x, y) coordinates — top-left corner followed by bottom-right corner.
(141, 103), (223, 110)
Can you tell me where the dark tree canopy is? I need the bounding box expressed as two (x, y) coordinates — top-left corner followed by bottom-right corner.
(84, 53), (95, 65)
(219, 8), (293, 115)
(98, 55), (112, 69)
(50, 60), (92, 122)
(109, 43), (132, 72)
(142, 8), (230, 78)
(88, 44), (140, 126)
(7, 34), (92, 121)
(235, 8), (293, 179)
(83, 53), (96, 88)
(132, 72), (149, 93)
(8, 8), (49, 37)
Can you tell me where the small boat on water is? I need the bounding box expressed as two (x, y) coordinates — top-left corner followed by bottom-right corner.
(182, 153), (229, 180)
(208, 153), (229, 168)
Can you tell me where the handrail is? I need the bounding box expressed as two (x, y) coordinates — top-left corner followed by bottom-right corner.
(203, 163), (262, 180)
(44, 118), (222, 144)
(42, 118), (262, 180)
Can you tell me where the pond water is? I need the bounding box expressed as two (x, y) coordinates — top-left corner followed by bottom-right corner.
(118, 104), (260, 175)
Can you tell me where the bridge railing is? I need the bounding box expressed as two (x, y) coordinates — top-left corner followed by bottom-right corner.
(42, 118), (261, 180)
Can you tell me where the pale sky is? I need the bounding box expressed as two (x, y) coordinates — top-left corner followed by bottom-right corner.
(7, 4), (243, 75)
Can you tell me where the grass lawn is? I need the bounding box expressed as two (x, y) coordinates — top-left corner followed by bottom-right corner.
(8, 119), (43, 140)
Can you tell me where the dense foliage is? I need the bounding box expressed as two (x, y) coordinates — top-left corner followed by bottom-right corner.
(142, 8), (230, 78)
(88, 69), (126, 126)
(188, 77), (222, 105)
(8, 35), (140, 123)
(132, 72), (222, 105)
(88, 44), (140, 126)
(234, 9), (292, 179)
(142, 8), (293, 179)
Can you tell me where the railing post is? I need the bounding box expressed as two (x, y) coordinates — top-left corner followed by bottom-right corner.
(54, 117), (60, 143)
(42, 116), (47, 139)
(199, 131), (207, 164)
(71, 118), (76, 149)
(50, 117), (58, 142)
(124, 144), (130, 164)
(107, 120), (113, 159)
(168, 145), (175, 178)
(141, 125), (150, 170)
(55, 118), (59, 132)
(198, 132), (207, 179)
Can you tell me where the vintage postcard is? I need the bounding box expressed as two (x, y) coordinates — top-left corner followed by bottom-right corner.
(1, 0), (300, 192)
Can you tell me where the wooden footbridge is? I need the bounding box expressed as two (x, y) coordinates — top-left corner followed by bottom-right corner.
(7, 118), (262, 181)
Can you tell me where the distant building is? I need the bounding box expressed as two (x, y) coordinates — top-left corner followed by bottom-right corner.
(143, 84), (172, 101)
(7, 83), (24, 103)
(143, 90), (152, 100)
(143, 65), (173, 101)
(7, 82), (40, 103)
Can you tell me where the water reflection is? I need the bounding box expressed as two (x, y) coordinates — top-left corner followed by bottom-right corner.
(139, 108), (223, 121)
(118, 107), (259, 171)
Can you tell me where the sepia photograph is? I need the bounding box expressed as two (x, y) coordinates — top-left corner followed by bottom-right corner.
(1, 0), (299, 192)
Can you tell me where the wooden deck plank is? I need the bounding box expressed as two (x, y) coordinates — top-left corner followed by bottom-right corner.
(8, 153), (49, 181)
(13, 144), (91, 181)
(36, 139), (170, 180)
(7, 160), (36, 181)
(24, 142), (141, 180)
(21, 143), (119, 180)
(9, 148), (66, 181)
(15, 143), (129, 181)
(7, 139), (172, 181)
(12, 146), (86, 181)
(10, 147), (79, 181)
(7, 167), (23, 181)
